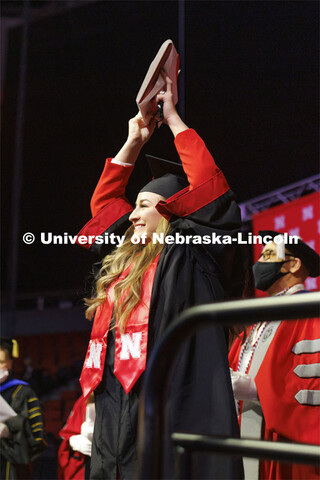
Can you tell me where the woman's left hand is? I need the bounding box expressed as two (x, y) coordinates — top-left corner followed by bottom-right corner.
(153, 73), (178, 125)
(153, 73), (189, 137)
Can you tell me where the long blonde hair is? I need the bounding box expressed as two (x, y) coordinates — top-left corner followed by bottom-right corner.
(85, 217), (170, 333)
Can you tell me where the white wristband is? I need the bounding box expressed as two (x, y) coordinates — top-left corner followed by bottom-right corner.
(111, 158), (133, 167)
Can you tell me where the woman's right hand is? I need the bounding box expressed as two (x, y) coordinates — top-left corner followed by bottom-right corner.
(113, 112), (156, 165)
(127, 112), (156, 147)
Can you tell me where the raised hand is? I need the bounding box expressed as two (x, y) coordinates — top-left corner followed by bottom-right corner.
(155, 73), (189, 137)
(113, 112), (156, 166)
(127, 112), (156, 147)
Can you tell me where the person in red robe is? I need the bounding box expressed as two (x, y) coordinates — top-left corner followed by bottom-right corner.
(58, 395), (95, 480)
(229, 231), (320, 480)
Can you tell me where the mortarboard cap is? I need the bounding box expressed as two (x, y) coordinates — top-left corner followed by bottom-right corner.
(136, 39), (179, 123)
(140, 154), (188, 199)
(0, 337), (19, 358)
(145, 154), (186, 179)
(259, 230), (320, 277)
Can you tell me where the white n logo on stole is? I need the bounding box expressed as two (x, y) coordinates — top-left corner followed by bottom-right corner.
(86, 341), (103, 368)
(120, 333), (142, 360)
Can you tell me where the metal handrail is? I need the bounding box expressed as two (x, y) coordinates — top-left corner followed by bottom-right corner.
(172, 433), (320, 464)
(137, 292), (320, 479)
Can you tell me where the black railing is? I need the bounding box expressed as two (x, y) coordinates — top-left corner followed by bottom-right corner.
(137, 292), (320, 479)
(172, 434), (320, 480)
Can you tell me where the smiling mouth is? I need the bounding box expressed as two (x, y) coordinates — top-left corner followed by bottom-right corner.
(134, 224), (145, 229)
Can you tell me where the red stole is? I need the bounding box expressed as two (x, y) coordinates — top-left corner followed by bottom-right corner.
(80, 256), (159, 399)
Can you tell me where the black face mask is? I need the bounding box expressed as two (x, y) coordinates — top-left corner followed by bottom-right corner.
(253, 261), (290, 291)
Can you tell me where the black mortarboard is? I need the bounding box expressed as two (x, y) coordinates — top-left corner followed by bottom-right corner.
(140, 154), (188, 199)
(145, 154), (186, 179)
(0, 337), (19, 358)
(259, 230), (320, 277)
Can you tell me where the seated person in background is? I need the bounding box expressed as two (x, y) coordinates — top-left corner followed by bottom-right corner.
(21, 356), (43, 396)
(58, 394), (95, 480)
(0, 338), (47, 480)
(229, 231), (320, 480)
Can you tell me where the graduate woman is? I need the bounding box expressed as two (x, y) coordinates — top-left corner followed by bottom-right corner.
(78, 74), (244, 479)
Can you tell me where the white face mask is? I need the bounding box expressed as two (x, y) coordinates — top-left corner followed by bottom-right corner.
(0, 368), (9, 384)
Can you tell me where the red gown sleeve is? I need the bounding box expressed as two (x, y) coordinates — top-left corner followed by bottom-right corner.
(255, 318), (320, 446)
(157, 129), (230, 220)
(90, 159), (134, 217)
(174, 128), (220, 188)
(58, 396), (87, 480)
(76, 160), (133, 249)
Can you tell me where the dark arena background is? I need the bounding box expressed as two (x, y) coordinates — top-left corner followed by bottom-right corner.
(0, 1), (319, 478)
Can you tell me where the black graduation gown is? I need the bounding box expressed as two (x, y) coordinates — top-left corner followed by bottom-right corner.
(0, 379), (46, 480)
(78, 130), (245, 479)
(82, 191), (244, 480)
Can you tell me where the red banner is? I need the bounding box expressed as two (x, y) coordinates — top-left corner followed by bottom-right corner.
(252, 191), (320, 296)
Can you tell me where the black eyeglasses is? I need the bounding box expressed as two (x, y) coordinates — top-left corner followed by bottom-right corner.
(259, 249), (294, 261)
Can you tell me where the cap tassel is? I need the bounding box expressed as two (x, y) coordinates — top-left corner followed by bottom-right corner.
(11, 339), (19, 358)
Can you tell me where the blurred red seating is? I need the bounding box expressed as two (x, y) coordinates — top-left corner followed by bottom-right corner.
(45, 419), (63, 438)
(15, 330), (91, 378)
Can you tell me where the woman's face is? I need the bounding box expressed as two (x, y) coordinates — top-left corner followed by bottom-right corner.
(129, 191), (165, 239)
(0, 349), (12, 372)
